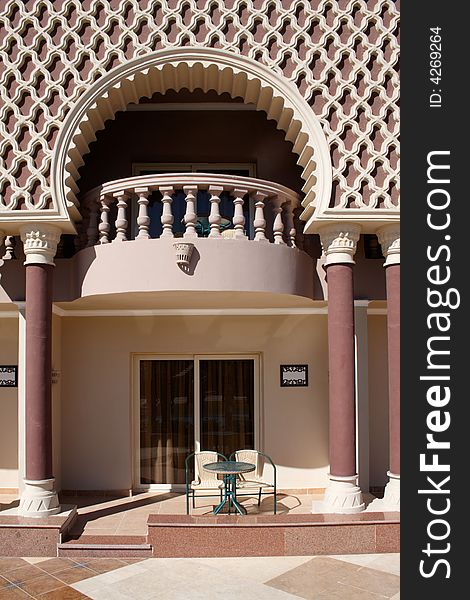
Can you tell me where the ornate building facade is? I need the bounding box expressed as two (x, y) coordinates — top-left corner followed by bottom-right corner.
(0, 0), (399, 524)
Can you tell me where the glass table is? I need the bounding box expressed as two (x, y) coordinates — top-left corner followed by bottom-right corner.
(203, 461), (255, 515)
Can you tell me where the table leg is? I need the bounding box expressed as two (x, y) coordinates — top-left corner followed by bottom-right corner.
(230, 475), (247, 515)
(213, 475), (229, 515)
(212, 473), (248, 515)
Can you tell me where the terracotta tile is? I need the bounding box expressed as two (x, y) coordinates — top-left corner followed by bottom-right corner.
(79, 558), (127, 573)
(266, 557), (362, 599)
(37, 586), (90, 600)
(0, 561), (28, 576)
(316, 583), (389, 599)
(0, 586), (32, 599)
(18, 574), (64, 597)
(52, 566), (96, 585)
(337, 566), (400, 597)
(2, 565), (46, 584)
(34, 559), (76, 575)
(0, 579), (10, 590)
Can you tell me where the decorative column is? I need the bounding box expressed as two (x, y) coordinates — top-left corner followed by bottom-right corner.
(368, 224), (400, 511)
(318, 224), (365, 513)
(18, 225), (61, 517)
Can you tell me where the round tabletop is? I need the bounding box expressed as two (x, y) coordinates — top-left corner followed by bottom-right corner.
(203, 461), (255, 475)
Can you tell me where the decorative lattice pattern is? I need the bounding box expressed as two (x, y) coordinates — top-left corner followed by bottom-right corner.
(0, 0), (399, 214)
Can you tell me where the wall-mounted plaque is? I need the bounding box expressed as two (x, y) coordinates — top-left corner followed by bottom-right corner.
(280, 364), (308, 387)
(0, 366), (17, 387)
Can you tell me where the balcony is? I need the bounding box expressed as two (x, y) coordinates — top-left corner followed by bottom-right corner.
(66, 173), (315, 307)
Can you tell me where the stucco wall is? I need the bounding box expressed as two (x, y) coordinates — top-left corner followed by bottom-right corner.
(0, 317), (18, 489)
(60, 314), (331, 491)
(368, 315), (390, 487)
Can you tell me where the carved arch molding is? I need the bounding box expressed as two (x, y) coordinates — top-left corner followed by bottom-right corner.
(51, 47), (332, 231)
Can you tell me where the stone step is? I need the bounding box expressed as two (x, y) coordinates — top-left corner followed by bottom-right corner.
(58, 535), (152, 558)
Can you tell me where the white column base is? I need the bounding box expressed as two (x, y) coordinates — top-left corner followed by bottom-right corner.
(19, 479), (61, 518)
(367, 472), (400, 512)
(312, 474), (365, 514)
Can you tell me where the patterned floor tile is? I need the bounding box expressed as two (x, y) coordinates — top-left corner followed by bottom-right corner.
(17, 574), (65, 597)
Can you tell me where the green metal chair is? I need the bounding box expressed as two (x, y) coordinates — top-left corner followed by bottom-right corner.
(185, 451), (227, 515)
(229, 449), (277, 514)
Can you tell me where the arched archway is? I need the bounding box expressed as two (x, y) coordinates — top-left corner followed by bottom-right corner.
(51, 47), (331, 226)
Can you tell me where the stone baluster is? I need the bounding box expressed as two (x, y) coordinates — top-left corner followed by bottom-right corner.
(183, 186), (198, 238)
(86, 200), (100, 247)
(272, 195), (286, 244)
(284, 199), (297, 248)
(159, 186), (174, 238)
(208, 186), (223, 238)
(253, 192), (268, 242)
(3, 235), (16, 259)
(232, 188), (247, 239)
(113, 191), (129, 242)
(98, 195), (111, 244)
(135, 188), (151, 240)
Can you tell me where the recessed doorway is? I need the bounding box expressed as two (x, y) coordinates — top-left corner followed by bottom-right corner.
(134, 354), (259, 490)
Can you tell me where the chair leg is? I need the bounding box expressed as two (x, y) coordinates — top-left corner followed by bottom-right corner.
(274, 491), (277, 515)
(258, 488), (262, 506)
(192, 490), (195, 509)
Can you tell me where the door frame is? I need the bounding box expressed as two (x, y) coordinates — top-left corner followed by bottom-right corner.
(132, 353), (261, 492)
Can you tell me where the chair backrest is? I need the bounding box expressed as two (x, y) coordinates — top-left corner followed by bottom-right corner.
(234, 449), (263, 479)
(195, 451), (222, 483)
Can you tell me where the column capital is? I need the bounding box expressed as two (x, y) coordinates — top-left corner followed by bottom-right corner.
(20, 225), (61, 266)
(318, 223), (361, 266)
(376, 224), (400, 266)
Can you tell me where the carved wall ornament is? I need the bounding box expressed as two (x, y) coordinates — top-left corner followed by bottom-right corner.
(173, 241), (195, 268)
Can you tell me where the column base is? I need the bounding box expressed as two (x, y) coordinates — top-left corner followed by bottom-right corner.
(367, 472), (400, 512)
(312, 474), (365, 514)
(19, 479), (61, 518)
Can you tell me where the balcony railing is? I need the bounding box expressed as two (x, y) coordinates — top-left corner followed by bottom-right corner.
(80, 173), (301, 249)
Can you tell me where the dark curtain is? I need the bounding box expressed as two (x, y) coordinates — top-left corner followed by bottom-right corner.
(200, 359), (254, 458)
(140, 360), (194, 484)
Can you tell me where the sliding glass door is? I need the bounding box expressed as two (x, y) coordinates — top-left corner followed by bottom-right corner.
(199, 359), (254, 458)
(137, 355), (257, 488)
(139, 360), (194, 485)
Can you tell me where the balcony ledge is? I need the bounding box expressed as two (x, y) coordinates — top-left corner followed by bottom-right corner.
(72, 237), (314, 303)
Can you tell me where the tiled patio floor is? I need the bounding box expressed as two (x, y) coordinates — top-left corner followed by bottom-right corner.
(2, 491), (378, 539)
(60, 491), (327, 538)
(0, 553), (400, 599)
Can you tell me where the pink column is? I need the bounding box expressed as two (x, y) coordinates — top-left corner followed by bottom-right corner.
(19, 226), (61, 517)
(319, 224), (364, 513)
(25, 264), (54, 482)
(327, 264), (356, 477)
